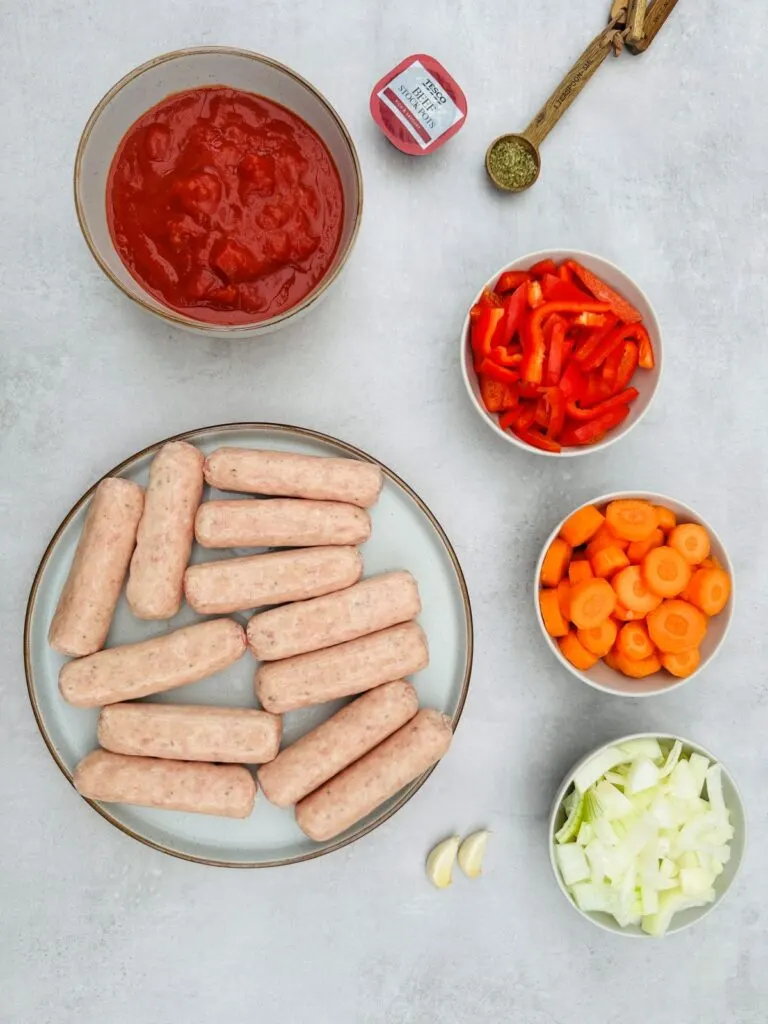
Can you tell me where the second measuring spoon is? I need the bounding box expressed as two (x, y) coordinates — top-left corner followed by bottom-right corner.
(486, 21), (622, 192)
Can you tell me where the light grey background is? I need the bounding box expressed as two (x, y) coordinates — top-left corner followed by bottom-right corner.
(1, 1), (766, 1021)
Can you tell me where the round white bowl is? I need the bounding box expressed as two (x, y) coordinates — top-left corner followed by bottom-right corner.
(549, 733), (747, 937)
(460, 250), (662, 457)
(534, 492), (735, 697)
(74, 46), (363, 338)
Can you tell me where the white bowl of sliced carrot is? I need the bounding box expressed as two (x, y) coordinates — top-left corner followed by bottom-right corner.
(535, 493), (734, 696)
(460, 250), (662, 456)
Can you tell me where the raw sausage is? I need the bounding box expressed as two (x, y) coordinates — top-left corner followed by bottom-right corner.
(255, 621), (429, 713)
(184, 546), (362, 616)
(195, 498), (371, 549)
(258, 680), (418, 807)
(48, 477), (145, 657)
(98, 703), (282, 764)
(59, 618), (246, 708)
(247, 570), (421, 662)
(74, 749), (256, 818)
(127, 441), (204, 619)
(295, 709), (453, 841)
(204, 448), (383, 508)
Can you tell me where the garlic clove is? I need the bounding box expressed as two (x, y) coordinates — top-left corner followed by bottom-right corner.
(458, 830), (490, 879)
(425, 835), (460, 889)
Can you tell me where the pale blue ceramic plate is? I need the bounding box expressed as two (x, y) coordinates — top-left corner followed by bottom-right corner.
(25, 423), (473, 867)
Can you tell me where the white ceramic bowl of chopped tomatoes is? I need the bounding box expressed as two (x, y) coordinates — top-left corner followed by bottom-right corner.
(460, 250), (662, 457)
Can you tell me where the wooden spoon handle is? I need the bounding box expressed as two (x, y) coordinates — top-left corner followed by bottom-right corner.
(626, 0), (680, 52)
(523, 27), (616, 150)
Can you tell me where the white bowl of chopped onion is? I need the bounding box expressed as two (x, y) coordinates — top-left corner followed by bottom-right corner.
(548, 734), (746, 937)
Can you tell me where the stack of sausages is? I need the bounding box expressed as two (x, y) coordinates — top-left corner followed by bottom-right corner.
(49, 442), (452, 841)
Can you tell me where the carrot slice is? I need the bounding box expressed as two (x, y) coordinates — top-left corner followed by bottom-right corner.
(613, 602), (646, 622)
(568, 560), (594, 585)
(557, 579), (572, 620)
(654, 506), (677, 532)
(591, 546), (631, 579)
(560, 505), (605, 547)
(540, 537), (572, 587)
(668, 523), (711, 565)
(617, 621), (655, 661)
(612, 565), (662, 615)
(587, 524), (629, 557)
(646, 600), (707, 654)
(686, 567), (731, 616)
(661, 648), (701, 679)
(568, 578), (617, 629)
(558, 631), (599, 671)
(539, 588), (569, 637)
(642, 546), (692, 598)
(577, 618), (618, 657)
(603, 647), (622, 671)
(627, 528), (664, 564)
(613, 650), (663, 679)
(605, 500), (658, 542)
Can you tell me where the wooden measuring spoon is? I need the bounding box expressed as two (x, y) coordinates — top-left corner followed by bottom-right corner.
(486, 22), (621, 192)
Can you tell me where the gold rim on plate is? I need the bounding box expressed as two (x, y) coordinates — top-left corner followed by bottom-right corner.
(73, 47), (364, 333)
(24, 422), (474, 868)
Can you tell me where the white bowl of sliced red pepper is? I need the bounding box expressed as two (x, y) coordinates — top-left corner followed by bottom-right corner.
(461, 251), (662, 456)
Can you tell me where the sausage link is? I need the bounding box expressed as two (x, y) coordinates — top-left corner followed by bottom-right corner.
(204, 448), (383, 508)
(59, 618), (246, 707)
(48, 477), (145, 657)
(74, 750), (256, 818)
(295, 709), (453, 841)
(184, 546), (362, 615)
(255, 621), (429, 713)
(195, 498), (371, 549)
(98, 703), (282, 764)
(247, 570), (421, 661)
(127, 441), (204, 619)
(258, 681), (418, 807)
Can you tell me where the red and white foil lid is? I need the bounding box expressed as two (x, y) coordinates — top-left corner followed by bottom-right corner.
(370, 54), (467, 156)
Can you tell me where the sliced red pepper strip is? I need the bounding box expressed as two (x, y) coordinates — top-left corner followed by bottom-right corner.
(573, 316), (619, 365)
(527, 280), (544, 308)
(558, 360), (588, 402)
(579, 320), (650, 373)
(566, 387), (639, 421)
(566, 261), (643, 324)
(545, 319), (567, 386)
(492, 284), (528, 347)
(469, 289), (503, 321)
(495, 270), (530, 293)
(521, 300), (610, 386)
(534, 398), (549, 430)
(471, 307), (505, 367)
(479, 376), (505, 413)
(602, 344), (624, 383)
(574, 312), (608, 328)
(498, 385), (519, 411)
(543, 387), (566, 439)
(614, 341), (640, 391)
(558, 264), (573, 284)
(582, 373), (614, 407)
(541, 274), (592, 304)
(636, 325), (655, 369)
(476, 357), (521, 386)
(500, 402), (537, 433)
(489, 346), (523, 367)
(560, 404), (630, 446)
(529, 258), (558, 279)
(515, 428), (562, 453)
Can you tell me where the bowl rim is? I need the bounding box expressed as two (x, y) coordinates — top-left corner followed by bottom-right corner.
(534, 491), (735, 698)
(459, 248), (663, 458)
(73, 45), (364, 334)
(547, 732), (748, 938)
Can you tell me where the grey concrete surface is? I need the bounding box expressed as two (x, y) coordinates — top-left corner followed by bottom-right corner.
(1, 1), (766, 1021)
